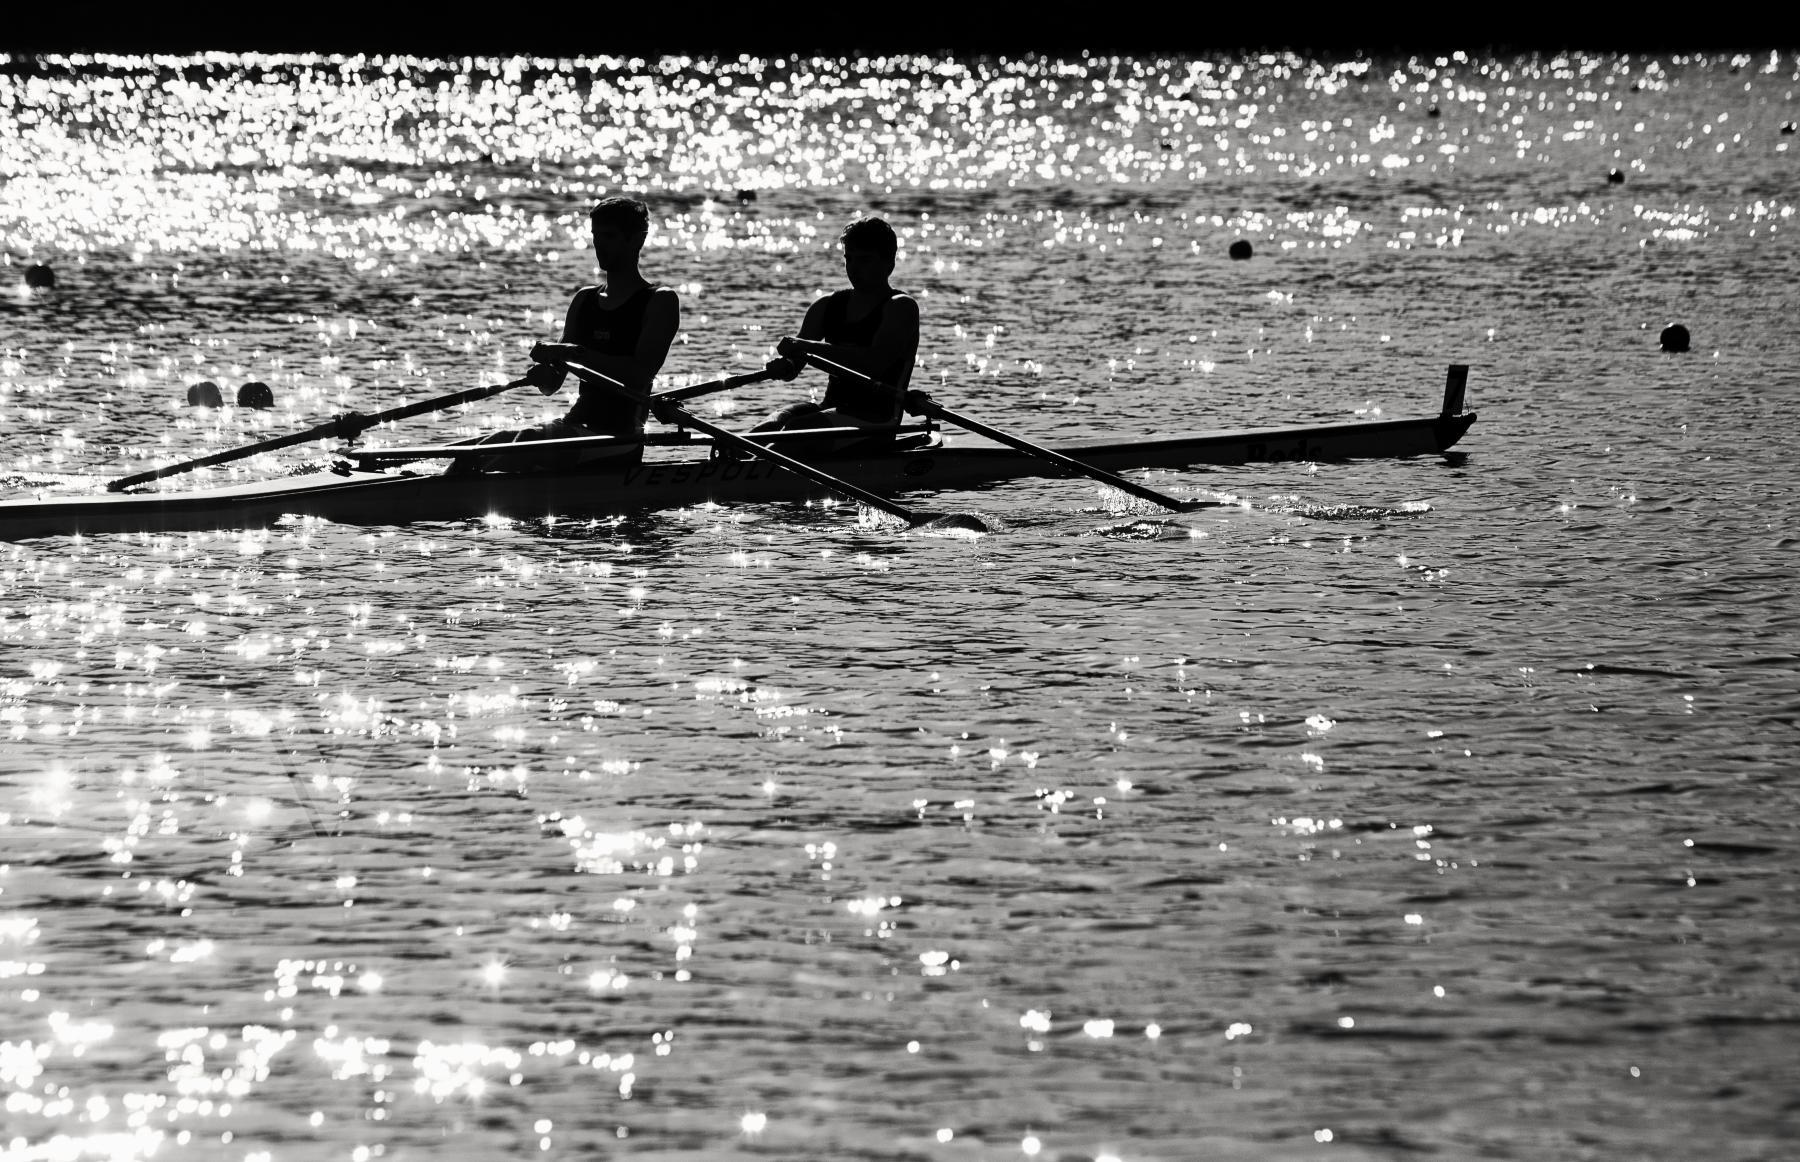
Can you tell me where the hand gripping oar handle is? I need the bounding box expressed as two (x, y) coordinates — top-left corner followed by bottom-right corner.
(108, 376), (529, 492)
(560, 360), (947, 527)
(793, 353), (1206, 514)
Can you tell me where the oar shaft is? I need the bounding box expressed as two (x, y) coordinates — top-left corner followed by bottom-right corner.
(653, 368), (778, 403)
(794, 353), (1197, 513)
(562, 359), (928, 524)
(911, 395), (1192, 511)
(109, 422), (352, 491)
(677, 408), (925, 523)
(350, 378), (524, 426)
(109, 377), (523, 492)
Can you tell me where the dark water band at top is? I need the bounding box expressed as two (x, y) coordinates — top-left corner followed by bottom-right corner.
(11, 6), (1752, 56)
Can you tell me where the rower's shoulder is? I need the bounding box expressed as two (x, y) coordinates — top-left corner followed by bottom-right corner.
(647, 284), (681, 318)
(800, 289), (845, 321)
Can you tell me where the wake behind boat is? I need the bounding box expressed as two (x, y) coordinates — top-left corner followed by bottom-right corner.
(0, 368), (1476, 540)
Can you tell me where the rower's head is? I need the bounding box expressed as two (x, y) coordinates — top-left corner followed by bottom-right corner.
(591, 196), (649, 238)
(840, 216), (897, 292)
(590, 197), (650, 271)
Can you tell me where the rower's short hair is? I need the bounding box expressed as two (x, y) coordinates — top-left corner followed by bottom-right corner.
(591, 196), (650, 236)
(841, 216), (897, 258)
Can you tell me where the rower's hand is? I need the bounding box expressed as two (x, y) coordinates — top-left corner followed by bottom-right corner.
(331, 410), (370, 439)
(775, 336), (812, 365)
(530, 341), (578, 365)
(523, 362), (564, 394)
(763, 355), (802, 381)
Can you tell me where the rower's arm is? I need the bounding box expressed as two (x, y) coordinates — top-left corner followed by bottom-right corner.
(534, 288), (682, 394)
(785, 293), (919, 381)
(794, 295), (833, 344)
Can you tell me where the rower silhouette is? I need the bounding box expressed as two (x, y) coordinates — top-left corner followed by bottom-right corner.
(451, 196), (680, 473)
(752, 216), (918, 448)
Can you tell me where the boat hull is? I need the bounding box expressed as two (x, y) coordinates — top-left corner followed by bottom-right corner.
(0, 411), (1475, 540)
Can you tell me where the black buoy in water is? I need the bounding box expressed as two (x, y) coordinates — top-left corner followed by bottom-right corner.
(237, 381), (274, 408)
(1608, 168), (1625, 184)
(24, 264), (55, 289)
(1228, 240), (1253, 261)
(736, 189), (757, 204)
(188, 380), (224, 407)
(1659, 324), (1691, 353)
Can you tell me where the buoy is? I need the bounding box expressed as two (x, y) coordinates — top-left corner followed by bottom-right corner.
(1228, 240), (1253, 261)
(237, 381), (274, 409)
(1782, 122), (1796, 135)
(736, 189), (757, 204)
(1659, 324), (1690, 353)
(24, 264), (55, 289)
(1607, 168), (1625, 184)
(187, 381), (223, 407)
(1427, 106), (1441, 118)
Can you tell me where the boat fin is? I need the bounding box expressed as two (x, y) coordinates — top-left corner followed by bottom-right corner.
(1441, 365), (1469, 417)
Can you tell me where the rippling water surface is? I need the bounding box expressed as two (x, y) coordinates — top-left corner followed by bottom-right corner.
(2, 49), (1798, 1161)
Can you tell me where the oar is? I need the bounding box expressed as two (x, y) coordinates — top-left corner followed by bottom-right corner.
(351, 367), (785, 465)
(794, 353), (1208, 514)
(653, 367), (782, 404)
(905, 391), (1213, 513)
(560, 360), (984, 532)
(108, 376), (531, 492)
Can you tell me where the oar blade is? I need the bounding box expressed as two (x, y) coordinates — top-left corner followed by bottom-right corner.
(909, 511), (991, 535)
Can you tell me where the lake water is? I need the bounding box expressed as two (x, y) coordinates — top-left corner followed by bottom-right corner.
(2, 48), (1798, 1162)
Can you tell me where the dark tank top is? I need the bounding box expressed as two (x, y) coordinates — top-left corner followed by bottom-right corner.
(817, 290), (914, 423)
(565, 284), (656, 433)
